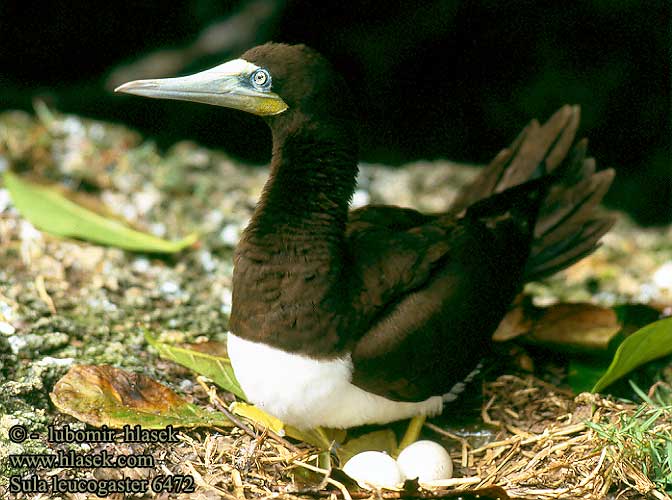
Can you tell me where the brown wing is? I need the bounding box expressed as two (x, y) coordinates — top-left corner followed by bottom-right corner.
(345, 183), (546, 401)
(347, 106), (615, 402)
(345, 206), (453, 315)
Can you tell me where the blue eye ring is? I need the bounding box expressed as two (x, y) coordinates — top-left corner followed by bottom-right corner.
(251, 68), (271, 91)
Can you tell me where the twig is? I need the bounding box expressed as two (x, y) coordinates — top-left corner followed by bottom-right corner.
(197, 376), (301, 453)
(231, 468), (246, 500)
(198, 377), (257, 440)
(293, 459), (353, 500)
(35, 274), (56, 314)
(482, 395), (500, 426)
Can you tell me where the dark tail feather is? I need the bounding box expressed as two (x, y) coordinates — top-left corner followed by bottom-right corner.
(527, 216), (615, 279)
(464, 174), (553, 225)
(452, 105), (616, 281)
(525, 167), (615, 281)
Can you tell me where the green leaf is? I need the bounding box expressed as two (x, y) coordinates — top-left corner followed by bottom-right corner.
(337, 429), (398, 464)
(50, 364), (232, 429)
(4, 171), (197, 253)
(592, 317), (672, 393)
(291, 427), (347, 450)
(145, 332), (246, 400)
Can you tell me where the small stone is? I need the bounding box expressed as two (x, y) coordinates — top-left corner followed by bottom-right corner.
(132, 257), (151, 273)
(132, 187), (160, 214)
(124, 287), (146, 306)
(653, 261), (672, 290)
(221, 289), (233, 315)
(397, 440), (453, 483)
(199, 250), (217, 272)
(149, 222), (166, 237)
(0, 188), (10, 212)
(39, 356), (74, 367)
(86, 297), (118, 312)
(637, 283), (659, 303)
(0, 321), (16, 336)
(120, 203), (138, 221)
(204, 209), (224, 229)
(19, 220), (42, 241)
(220, 224), (240, 246)
(66, 245), (105, 271)
(0, 301), (14, 321)
(8, 335), (27, 354)
(89, 123), (105, 141)
(343, 451), (402, 489)
(179, 379), (194, 391)
(160, 281), (181, 295)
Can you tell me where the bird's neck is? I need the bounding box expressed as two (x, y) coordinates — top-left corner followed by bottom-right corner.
(250, 122), (358, 236)
(231, 120), (359, 354)
(229, 121), (357, 356)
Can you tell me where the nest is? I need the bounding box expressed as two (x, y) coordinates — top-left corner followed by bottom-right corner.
(131, 375), (669, 500)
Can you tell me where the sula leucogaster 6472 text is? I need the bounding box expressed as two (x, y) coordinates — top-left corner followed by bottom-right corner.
(116, 43), (615, 429)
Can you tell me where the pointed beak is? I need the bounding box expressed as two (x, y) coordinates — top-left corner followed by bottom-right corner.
(114, 59), (288, 116)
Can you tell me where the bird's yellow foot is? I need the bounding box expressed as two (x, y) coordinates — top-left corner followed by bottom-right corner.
(397, 415), (426, 456)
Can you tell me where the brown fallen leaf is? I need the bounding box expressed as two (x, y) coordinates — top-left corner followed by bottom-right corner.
(494, 297), (620, 350)
(492, 301), (533, 342)
(528, 302), (620, 350)
(50, 364), (231, 429)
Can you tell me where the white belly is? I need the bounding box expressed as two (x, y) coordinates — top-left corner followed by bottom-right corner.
(226, 333), (443, 429)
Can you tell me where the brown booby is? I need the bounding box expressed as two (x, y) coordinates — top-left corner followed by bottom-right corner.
(116, 43), (615, 430)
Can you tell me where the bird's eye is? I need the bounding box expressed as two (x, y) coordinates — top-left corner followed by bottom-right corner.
(251, 69), (271, 90)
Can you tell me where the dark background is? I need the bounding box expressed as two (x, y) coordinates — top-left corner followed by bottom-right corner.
(1, 1), (670, 224)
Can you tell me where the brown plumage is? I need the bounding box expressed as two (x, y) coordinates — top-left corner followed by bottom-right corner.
(116, 43), (615, 428)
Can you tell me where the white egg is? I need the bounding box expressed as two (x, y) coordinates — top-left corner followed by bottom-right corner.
(396, 440), (453, 482)
(342, 451), (403, 489)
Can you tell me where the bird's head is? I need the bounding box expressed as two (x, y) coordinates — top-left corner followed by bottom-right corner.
(115, 43), (355, 133)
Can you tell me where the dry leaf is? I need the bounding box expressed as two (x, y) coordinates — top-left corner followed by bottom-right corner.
(528, 303), (620, 350)
(51, 364), (231, 429)
(494, 298), (620, 350)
